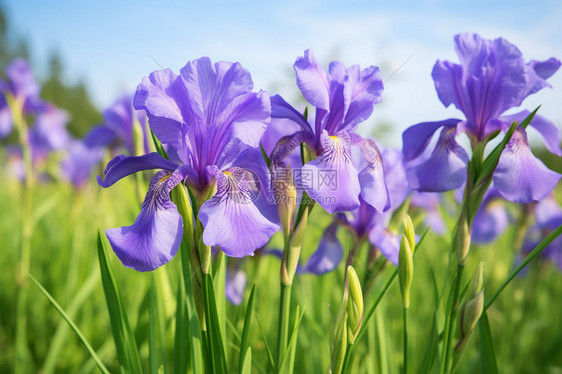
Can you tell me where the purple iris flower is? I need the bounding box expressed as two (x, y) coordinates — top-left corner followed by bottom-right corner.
(266, 49), (389, 214)
(98, 57), (279, 272)
(522, 196), (562, 269)
(61, 139), (105, 188)
(85, 94), (149, 155)
(0, 58), (43, 138)
(306, 148), (410, 272)
(403, 33), (561, 203)
(470, 188), (510, 244)
(28, 104), (70, 161)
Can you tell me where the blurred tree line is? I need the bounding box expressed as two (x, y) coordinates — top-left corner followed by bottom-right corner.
(0, 4), (101, 137)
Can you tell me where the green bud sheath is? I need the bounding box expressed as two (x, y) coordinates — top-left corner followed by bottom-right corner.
(398, 236), (414, 309)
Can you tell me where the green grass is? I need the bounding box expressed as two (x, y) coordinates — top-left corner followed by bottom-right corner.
(1, 163), (561, 373)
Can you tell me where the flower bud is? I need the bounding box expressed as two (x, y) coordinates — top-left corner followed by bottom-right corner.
(403, 214), (416, 253)
(273, 165), (297, 240)
(346, 266), (363, 344)
(461, 290), (484, 337)
(132, 117), (146, 157)
(466, 262), (484, 301)
(284, 206), (308, 285)
(455, 217), (471, 266)
(398, 236), (414, 309)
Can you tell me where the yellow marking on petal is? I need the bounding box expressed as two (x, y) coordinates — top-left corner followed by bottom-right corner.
(222, 171), (231, 176)
(158, 174), (171, 183)
(329, 135), (339, 142)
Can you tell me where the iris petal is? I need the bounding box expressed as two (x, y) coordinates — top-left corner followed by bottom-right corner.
(301, 130), (360, 213)
(351, 133), (390, 212)
(294, 49), (331, 110)
(406, 126), (468, 192)
(98, 152), (180, 188)
(199, 167), (279, 257)
(493, 128), (560, 203)
(106, 167), (189, 271)
(305, 223), (343, 274)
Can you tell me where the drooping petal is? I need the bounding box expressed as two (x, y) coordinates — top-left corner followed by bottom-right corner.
(402, 119), (461, 161)
(368, 225), (399, 266)
(301, 130), (360, 213)
(351, 133), (390, 212)
(294, 49), (330, 110)
(106, 167), (190, 271)
(406, 126), (468, 192)
(98, 152), (179, 188)
(28, 105), (70, 159)
(199, 167), (279, 257)
(134, 69), (192, 164)
(304, 223), (343, 274)
(493, 128), (561, 203)
(500, 110), (562, 156)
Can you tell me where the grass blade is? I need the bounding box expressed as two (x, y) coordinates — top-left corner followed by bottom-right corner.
(478, 310), (498, 374)
(29, 274), (110, 374)
(97, 230), (143, 373)
(239, 284), (256, 374)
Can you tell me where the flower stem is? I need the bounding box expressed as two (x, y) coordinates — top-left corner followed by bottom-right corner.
(440, 264), (464, 374)
(10, 96), (34, 374)
(276, 282), (292, 372)
(403, 307), (408, 374)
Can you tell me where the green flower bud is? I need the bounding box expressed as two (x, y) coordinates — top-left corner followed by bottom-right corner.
(284, 206), (308, 285)
(398, 236), (414, 309)
(462, 290), (484, 336)
(346, 266), (364, 344)
(455, 217), (471, 266)
(466, 262), (484, 301)
(273, 166), (297, 240)
(403, 214), (416, 253)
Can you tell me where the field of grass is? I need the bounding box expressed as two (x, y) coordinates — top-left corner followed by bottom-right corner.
(1, 158), (561, 373)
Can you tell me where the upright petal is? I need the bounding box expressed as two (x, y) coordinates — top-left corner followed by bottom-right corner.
(199, 167), (279, 257)
(61, 140), (104, 188)
(406, 126), (468, 192)
(304, 223), (343, 274)
(106, 167), (189, 271)
(493, 128), (560, 203)
(134, 69), (192, 163)
(98, 152), (179, 188)
(301, 130), (360, 213)
(342, 65), (384, 131)
(294, 49), (330, 110)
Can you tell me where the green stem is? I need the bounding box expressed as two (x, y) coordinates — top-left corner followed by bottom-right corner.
(440, 264), (464, 374)
(403, 307), (408, 374)
(276, 283), (292, 372)
(485, 224), (562, 310)
(10, 96), (33, 374)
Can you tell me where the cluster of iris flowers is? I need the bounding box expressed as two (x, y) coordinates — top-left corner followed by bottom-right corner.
(3, 32), (561, 374)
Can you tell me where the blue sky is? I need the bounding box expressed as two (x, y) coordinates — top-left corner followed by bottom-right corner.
(3, 0), (562, 147)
